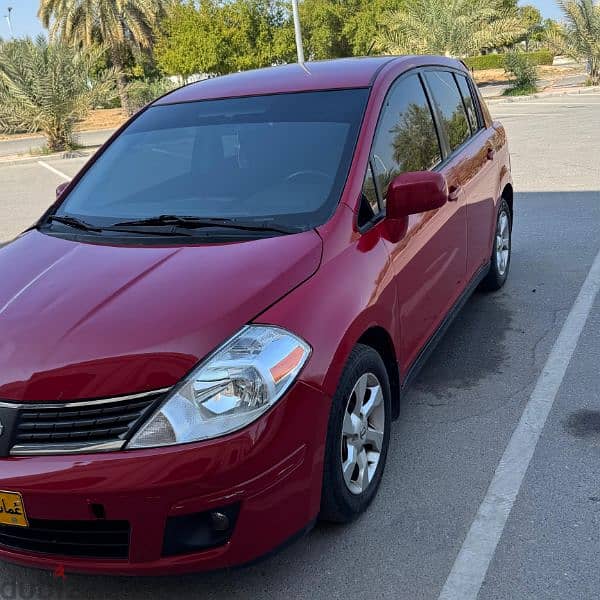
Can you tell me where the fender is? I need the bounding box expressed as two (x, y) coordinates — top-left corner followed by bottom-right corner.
(255, 204), (400, 400)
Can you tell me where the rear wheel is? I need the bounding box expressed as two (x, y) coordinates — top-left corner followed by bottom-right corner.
(481, 198), (512, 291)
(319, 344), (391, 523)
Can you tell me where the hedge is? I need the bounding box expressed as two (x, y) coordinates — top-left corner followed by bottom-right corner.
(464, 50), (554, 71)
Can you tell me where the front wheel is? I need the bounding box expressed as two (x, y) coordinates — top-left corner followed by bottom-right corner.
(481, 198), (512, 291)
(319, 344), (391, 523)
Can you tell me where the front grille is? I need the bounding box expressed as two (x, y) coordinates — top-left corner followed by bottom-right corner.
(0, 519), (130, 559)
(4, 389), (167, 455)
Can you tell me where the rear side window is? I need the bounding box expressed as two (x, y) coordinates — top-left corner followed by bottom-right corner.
(369, 74), (442, 209)
(455, 74), (479, 133)
(424, 71), (470, 152)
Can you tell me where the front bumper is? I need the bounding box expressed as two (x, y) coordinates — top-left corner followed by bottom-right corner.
(0, 382), (330, 575)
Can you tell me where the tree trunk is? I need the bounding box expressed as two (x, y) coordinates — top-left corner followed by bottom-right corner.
(110, 46), (132, 116)
(590, 59), (600, 86)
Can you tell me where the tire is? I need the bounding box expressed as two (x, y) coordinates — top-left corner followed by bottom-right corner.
(481, 198), (512, 291)
(319, 344), (392, 523)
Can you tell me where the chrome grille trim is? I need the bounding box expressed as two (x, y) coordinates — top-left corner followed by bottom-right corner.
(0, 388), (171, 410)
(0, 388), (170, 456)
(10, 440), (125, 456)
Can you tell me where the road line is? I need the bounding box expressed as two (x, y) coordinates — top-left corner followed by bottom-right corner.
(438, 246), (600, 600)
(37, 160), (71, 181)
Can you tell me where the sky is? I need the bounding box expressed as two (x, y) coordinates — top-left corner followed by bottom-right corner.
(1, 0), (565, 40)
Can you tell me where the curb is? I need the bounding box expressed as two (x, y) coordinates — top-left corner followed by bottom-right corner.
(0, 147), (99, 167)
(487, 85), (600, 103)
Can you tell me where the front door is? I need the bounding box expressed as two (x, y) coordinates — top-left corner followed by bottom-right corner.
(367, 72), (468, 375)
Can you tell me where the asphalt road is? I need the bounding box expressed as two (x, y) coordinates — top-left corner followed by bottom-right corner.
(0, 94), (599, 599)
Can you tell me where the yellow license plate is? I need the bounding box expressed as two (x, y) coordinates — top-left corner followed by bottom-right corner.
(0, 491), (28, 527)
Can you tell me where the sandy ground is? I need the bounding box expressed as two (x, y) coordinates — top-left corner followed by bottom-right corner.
(473, 64), (585, 86)
(0, 108), (126, 142)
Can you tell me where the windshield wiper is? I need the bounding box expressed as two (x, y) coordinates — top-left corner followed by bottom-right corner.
(111, 215), (302, 235)
(45, 215), (102, 232)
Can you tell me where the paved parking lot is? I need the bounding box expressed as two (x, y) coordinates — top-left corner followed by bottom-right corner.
(0, 93), (599, 599)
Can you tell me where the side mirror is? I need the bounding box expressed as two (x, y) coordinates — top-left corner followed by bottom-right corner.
(386, 171), (448, 220)
(56, 181), (69, 198)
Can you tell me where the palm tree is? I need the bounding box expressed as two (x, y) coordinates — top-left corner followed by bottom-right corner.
(38, 0), (167, 114)
(0, 36), (115, 151)
(557, 0), (600, 85)
(376, 0), (525, 57)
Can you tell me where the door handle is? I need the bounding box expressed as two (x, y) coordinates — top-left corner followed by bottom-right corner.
(486, 147), (495, 161)
(448, 185), (462, 202)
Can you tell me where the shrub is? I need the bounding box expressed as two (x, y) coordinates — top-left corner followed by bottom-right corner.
(463, 54), (506, 70)
(504, 50), (539, 93)
(464, 49), (553, 70)
(126, 78), (177, 113)
(0, 37), (115, 151)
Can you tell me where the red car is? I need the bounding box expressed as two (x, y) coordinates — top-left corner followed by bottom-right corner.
(0, 56), (512, 575)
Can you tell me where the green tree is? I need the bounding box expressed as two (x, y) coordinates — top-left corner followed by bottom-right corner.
(293, 0), (401, 59)
(0, 37), (115, 151)
(38, 0), (167, 115)
(557, 0), (600, 85)
(376, 0), (525, 56)
(221, 0), (295, 71)
(155, 0), (294, 79)
(155, 0), (229, 79)
(344, 0), (402, 55)
(518, 5), (543, 50)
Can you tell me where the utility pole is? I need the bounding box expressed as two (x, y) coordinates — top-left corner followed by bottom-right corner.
(4, 6), (14, 38)
(291, 0), (305, 66)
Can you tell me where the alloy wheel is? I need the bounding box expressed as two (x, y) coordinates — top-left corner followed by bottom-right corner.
(340, 372), (385, 495)
(496, 210), (510, 276)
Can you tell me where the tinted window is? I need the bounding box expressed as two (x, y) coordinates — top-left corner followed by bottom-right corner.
(455, 74), (479, 133)
(56, 90), (369, 231)
(370, 74), (442, 208)
(424, 71), (470, 152)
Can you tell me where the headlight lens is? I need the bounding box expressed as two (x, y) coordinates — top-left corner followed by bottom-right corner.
(127, 326), (311, 448)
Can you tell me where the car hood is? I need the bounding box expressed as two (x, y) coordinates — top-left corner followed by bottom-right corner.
(0, 230), (322, 402)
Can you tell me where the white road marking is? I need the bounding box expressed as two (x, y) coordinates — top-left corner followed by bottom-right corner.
(438, 246), (600, 600)
(492, 101), (600, 107)
(37, 160), (72, 181)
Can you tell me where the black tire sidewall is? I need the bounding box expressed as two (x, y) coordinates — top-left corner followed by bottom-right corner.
(320, 344), (392, 522)
(483, 198), (512, 291)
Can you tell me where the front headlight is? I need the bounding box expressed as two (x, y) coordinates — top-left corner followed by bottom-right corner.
(127, 325), (311, 448)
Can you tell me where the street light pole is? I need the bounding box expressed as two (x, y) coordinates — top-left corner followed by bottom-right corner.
(4, 6), (14, 38)
(291, 0), (305, 66)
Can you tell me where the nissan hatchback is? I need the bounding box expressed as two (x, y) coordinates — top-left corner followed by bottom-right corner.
(0, 56), (512, 575)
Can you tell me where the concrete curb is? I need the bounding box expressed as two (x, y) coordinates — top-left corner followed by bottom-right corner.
(486, 85), (600, 103)
(0, 147), (99, 167)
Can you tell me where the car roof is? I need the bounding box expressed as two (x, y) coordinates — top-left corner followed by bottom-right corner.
(154, 56), (467, 105)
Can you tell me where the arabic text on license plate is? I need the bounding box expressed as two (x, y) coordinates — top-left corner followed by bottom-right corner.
(0, 491), (28, 527)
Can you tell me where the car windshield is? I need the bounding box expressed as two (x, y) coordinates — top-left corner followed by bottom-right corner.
(54, 89), (369, 233)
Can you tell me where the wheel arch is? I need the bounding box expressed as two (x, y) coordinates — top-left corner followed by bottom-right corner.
(502, 183), (514, 228)
(357, 326), (401, 420)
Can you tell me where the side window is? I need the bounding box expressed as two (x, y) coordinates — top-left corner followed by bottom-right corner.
(370, 74), (442, 209)
(361, 163), (379, 219)
(424, 71), (471, 152)
(455, 74), (479, 134)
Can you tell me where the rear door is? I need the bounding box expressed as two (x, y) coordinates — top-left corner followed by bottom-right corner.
(365, 72), (467, 374)
(423, 70), (499, 281)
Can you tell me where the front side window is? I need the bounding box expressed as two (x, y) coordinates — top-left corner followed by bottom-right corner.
(54, 89), (369, 234)
(424, 71), (471, 152)
(370, 74), (442, 208)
